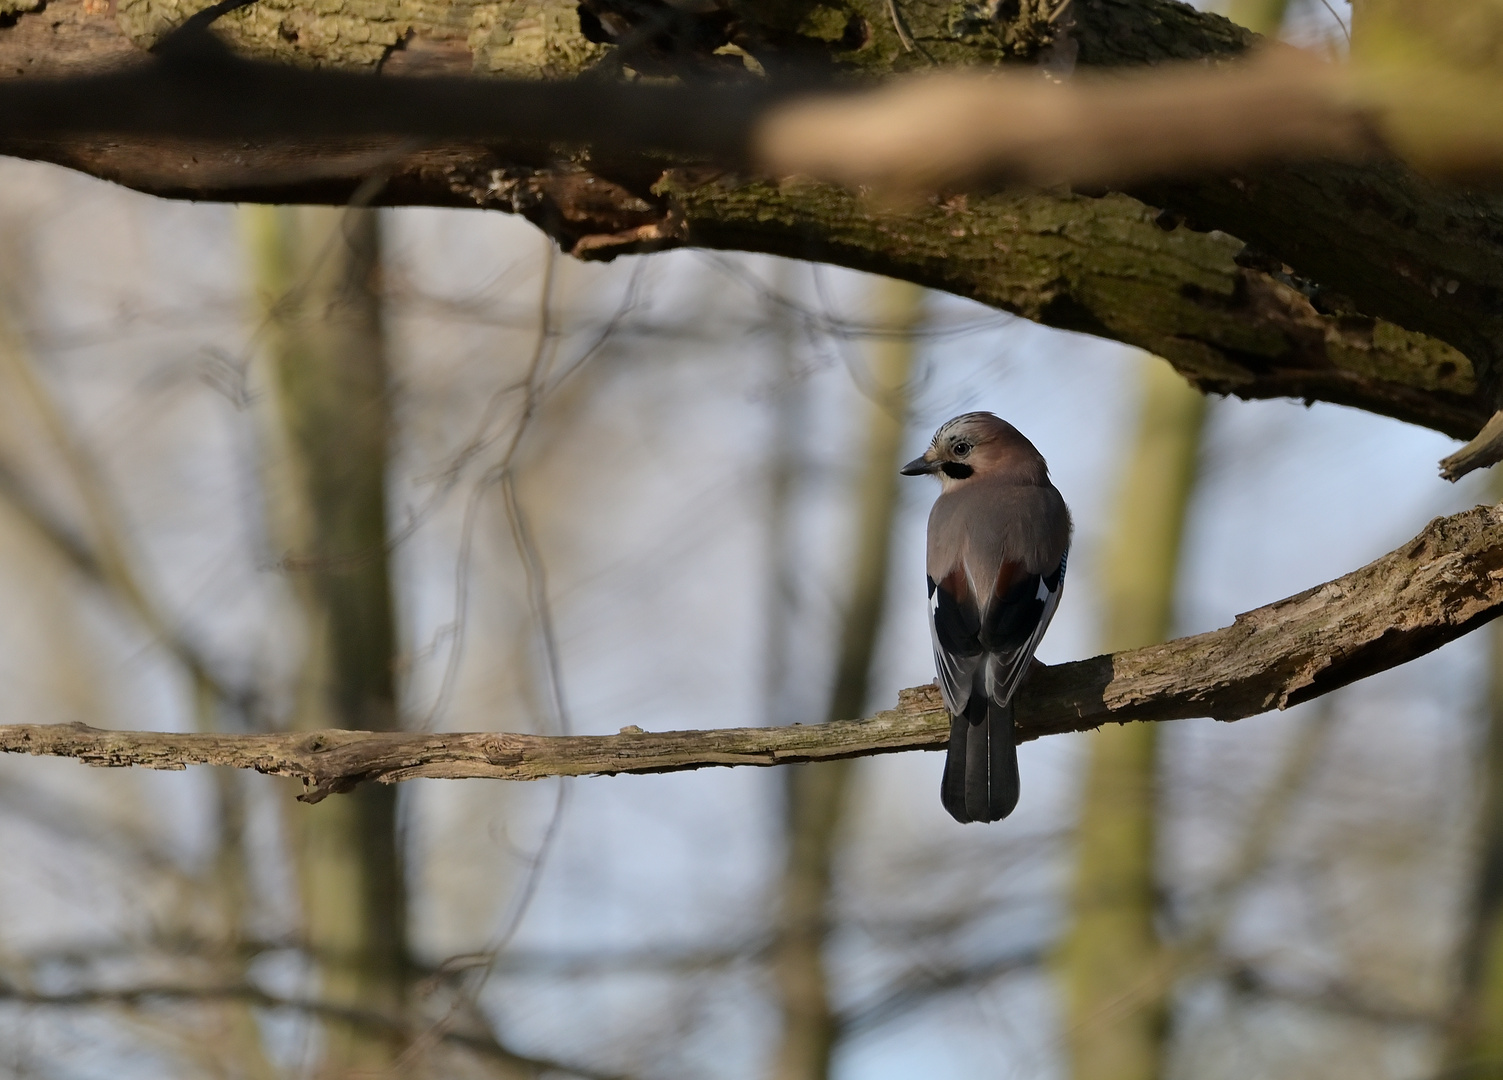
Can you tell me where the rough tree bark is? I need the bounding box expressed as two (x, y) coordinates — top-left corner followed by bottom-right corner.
(0, 0), (1494, 442)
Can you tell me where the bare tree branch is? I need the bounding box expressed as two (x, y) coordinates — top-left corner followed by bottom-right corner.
(2, 503), (1501, 799)
(0, 31), (1488, 197)
(835, 947), (1045, 1036)
(0, 3), (1491, 443)
(1222, 963), (1441, 1028)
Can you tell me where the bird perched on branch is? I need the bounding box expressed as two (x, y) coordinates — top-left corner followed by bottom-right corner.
(901, 413), (1071, 823)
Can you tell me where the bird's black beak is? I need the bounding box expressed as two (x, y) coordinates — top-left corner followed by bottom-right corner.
(900, 455), (939, 476)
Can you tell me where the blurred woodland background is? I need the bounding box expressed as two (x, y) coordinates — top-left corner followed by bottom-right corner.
(7, 1), (1503, 1078)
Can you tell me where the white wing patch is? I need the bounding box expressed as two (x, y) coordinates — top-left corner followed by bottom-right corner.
(985, 549), (1068, 708)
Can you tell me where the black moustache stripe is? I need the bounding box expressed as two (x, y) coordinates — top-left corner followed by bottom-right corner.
(940, 462), (974, 479)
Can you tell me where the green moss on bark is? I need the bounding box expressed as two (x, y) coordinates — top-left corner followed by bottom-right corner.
(115, 0), (606, 71)
(3, 0), (1489, 435)
(659, 172), (1482, 432)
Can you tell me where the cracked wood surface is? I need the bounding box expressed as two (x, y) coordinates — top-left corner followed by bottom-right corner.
(0, 0), (1494, 439)
(5, 502), (1503, 801)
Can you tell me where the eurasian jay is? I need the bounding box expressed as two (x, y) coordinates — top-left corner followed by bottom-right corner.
(901, 412), (1071, 823)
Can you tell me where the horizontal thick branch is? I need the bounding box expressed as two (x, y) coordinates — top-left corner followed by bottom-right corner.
(0, 27), (1479, 196)
(662, 180), (1484, 439)
(1, 1), (1495, 438)
(4, 503), (1503, 800)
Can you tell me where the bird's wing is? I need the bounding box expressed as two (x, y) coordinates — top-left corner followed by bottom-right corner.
(928, 565), (983, 716)
(981, 549), (1068, 707)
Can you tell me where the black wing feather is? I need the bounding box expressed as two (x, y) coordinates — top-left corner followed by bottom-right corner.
(933, 550), (1067, 824)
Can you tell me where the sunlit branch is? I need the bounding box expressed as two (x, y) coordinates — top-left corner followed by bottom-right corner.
(1, 503), (1501, 799)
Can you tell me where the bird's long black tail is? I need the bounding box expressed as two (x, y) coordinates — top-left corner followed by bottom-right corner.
(939, 693), (1020, 824)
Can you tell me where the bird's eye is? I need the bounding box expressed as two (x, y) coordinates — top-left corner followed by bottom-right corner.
(952, 440), (972, 457)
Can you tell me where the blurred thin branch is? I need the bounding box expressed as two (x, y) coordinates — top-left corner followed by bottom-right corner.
(835, 947), (1046, 1037)
(770, 276), (921, 1080)
(1224, 963), (1441, 1029)
(425, 238), (563, 733)
(0, 458), (243, 710)
(0, 980), (630, 1079)
(403, 234), (576, 1066)
(0, 300), (248, 717)
(1058, 698), (1337, 1067)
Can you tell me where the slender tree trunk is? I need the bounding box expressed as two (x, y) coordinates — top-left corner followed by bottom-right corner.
(1059, 356), (1208, 1080)
(1445, 467), (1503, 1076)
(769, 277), (923, 1080)
(245, 204), (407, 1075)
(203, 704), (281, 1080)
(1227, 0), (1289, 34)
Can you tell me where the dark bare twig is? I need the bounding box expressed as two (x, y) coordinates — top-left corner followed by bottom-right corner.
(836, 947), (1046, 1036)
(402, 237), (576, 1065)
(1223, 963), (1439, 1028)
(0, 980), (629, 1080)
